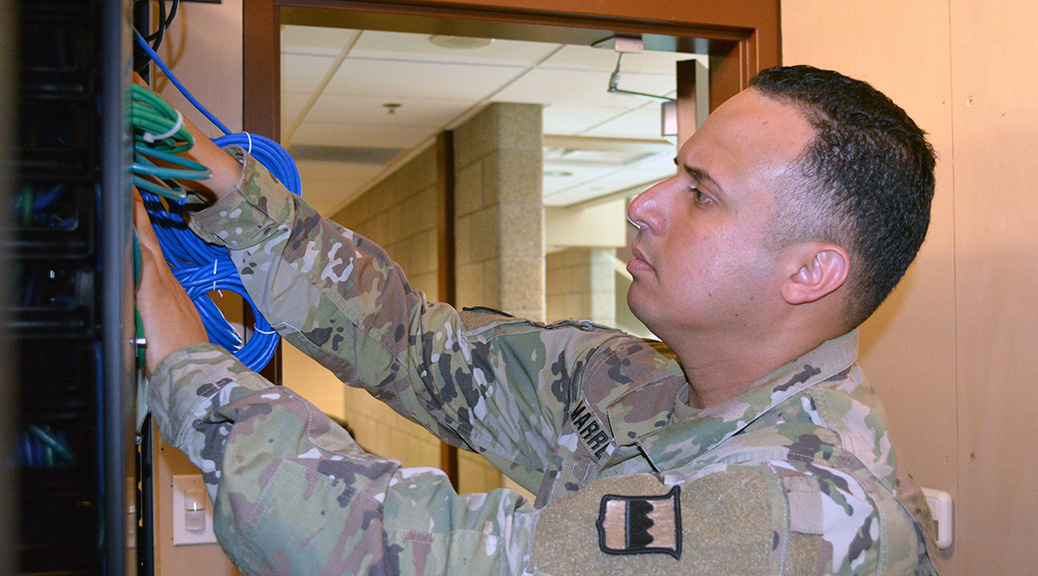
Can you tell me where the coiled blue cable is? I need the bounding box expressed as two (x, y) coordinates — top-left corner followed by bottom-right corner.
(134, 31), (301, 371)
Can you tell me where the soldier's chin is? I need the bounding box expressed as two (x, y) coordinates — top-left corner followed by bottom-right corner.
(626, 288), (655, 328)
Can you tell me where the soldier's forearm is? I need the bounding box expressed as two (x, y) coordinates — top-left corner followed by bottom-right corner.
(150, 344), (539, 576)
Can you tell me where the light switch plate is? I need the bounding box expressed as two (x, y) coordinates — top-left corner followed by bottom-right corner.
(922, 487), (953, 549)
(172, 474), (217, 546)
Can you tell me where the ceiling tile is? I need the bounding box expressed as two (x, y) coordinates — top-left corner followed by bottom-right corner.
(304, 93), (476, 129)
(631, 152), (678, 171)
(325, 59), (526, 101)
(281, 92), (310, 134)
(296, 159), (386, 181)
(351, 30), (562, 67)
(542, 44), (706, 74)
(292, 121), (435, 149)
(541, 104), (631, 136)
(282, 26), (360, 56)
(282, 53), (338, 94)
(544, 168), (664, 206)
(543, 147), (674, 207)
(585, 105), (673, 140)
(542, 164), (615, 196)
(492, 67), (676, 109)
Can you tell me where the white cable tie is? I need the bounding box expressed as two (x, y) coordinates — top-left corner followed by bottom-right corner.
(143, 110), (184, 143)
(246, 132), (253, 155)
(254, 328), (276, 335)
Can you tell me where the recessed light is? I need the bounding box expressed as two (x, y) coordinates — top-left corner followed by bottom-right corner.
(544, 170), (573, 178)
(428, 35), (494, 50)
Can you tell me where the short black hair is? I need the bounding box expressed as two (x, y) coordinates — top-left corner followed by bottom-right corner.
(750, 65), (936, 329)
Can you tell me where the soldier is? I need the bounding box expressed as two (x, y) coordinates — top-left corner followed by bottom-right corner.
(136, 65), (940, 575)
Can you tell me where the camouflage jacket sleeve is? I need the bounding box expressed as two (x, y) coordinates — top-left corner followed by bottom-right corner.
(184, 149), (656, 494)
(149, 342), (540, 575)
(149, 344), (884, 576)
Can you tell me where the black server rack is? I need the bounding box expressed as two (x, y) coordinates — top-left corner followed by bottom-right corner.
(4, 1), (139, 575)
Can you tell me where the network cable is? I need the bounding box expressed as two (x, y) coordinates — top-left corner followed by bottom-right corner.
(134, 0), (181, 74)
(132, 31), (301, 372)
(133, 31), (301, 193)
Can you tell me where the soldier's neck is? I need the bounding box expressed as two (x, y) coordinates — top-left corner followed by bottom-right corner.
(674, 331), (822, 409)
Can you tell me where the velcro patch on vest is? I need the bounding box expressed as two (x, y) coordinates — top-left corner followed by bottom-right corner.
(781, 474), (825, 535)
(568, 398), (613, 460)
(531, 472), (775, 576)
(597, 486), (682, 559)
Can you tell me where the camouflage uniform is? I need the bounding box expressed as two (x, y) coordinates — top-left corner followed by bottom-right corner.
(148, 151), (940, 575)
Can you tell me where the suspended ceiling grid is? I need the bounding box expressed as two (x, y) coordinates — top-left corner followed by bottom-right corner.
(281, 26), (705, 215)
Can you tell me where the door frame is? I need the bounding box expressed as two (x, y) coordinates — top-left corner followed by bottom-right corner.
(242, 0), (780, 140)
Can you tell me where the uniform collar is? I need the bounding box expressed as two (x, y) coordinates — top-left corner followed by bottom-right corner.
(605, 330), (859, 469)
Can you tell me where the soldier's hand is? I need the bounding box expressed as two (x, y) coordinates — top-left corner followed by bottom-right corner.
(134, 191), (209, 376)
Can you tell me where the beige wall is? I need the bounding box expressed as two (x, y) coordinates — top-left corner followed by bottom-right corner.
(546, 247), (617, 326)
(783, 1), (1038, 574)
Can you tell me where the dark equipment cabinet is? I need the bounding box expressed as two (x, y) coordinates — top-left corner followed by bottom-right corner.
(3, 1), (139, 574)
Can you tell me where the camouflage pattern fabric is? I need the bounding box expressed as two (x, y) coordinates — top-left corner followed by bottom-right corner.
(147, 149), (940, 575)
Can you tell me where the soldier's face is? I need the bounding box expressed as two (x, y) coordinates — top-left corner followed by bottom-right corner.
(625, 89), (815, 341)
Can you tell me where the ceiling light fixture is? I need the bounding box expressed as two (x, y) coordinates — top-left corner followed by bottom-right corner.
(428, 35), (494, 50)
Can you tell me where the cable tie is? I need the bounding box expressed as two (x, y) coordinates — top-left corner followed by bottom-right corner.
(246, 132), (253, 154)
(254, 328), (276, 335)
(143, 110), (184, 143)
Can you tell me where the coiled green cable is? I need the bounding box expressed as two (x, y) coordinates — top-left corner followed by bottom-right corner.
(131, 84), (211, 200)
(131, 84), (194, 150)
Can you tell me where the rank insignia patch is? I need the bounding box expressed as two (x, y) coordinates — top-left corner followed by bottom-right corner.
(596, 485), (682, 559)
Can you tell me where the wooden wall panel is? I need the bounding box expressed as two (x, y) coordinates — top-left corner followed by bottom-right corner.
(784, 0), (1038, 573)
(780, 1), (958, 572)
(154, 0), (244, 136)
(781, 0), (958, 481)
(949, 1), (1038, 573)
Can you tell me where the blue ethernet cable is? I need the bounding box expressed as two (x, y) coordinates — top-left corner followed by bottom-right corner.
(133, 31), (301, 372)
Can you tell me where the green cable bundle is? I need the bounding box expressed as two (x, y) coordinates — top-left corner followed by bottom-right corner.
(131, 83), (212, 200)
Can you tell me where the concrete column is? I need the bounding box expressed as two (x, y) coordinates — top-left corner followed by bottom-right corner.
(453, 103), (544, 321)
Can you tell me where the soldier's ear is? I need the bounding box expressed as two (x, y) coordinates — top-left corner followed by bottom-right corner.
(780, 243), (849, 305)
